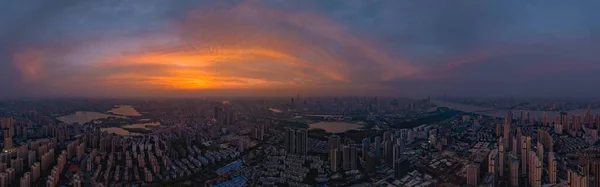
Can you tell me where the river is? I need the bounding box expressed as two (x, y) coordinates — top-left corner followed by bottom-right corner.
(432, 100), (600, 119)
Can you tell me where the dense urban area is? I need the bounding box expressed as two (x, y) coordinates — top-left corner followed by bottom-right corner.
(0, 96), (599, 187)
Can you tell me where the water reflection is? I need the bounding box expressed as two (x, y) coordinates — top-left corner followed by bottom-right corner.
(309, 122), (361, 133)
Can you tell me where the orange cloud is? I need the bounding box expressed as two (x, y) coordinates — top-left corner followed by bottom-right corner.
(12, 49), (45, 81)
(10, 2), (416, 95)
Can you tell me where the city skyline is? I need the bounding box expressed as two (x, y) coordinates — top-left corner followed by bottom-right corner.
(1, 0), (599, 98)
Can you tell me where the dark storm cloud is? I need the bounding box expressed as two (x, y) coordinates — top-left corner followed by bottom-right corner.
(0, 0), (599, 97)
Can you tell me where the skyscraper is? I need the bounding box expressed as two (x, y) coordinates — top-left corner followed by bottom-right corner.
(537, 142), (544, 164)
(362, 138), (371, 159)
(592, 159), (600, 187)
(569, 167), (589, 187)
(488, 149), (498, 175)
(504, 119), (510, 148)
(516, 127), (522, 154)
(467, 163), (480, 186)
(296, 129), (307, 156)
(330, 148), (339, 172)
(549, 152), (557, 184)
(342, 146), (357, 171)
(329, 135), (341, 161)
(509, 153), (520, 187)
(285, 128), (296, 154)
(521, 137), (528, 177)
(374, 136), (381, 154)
(499, 138), (505, 177)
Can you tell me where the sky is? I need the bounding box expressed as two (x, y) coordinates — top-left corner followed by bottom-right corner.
(1, 0), (599, 98)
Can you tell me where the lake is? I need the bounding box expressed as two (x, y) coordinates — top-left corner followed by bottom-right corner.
(107, 105), (142, 116)
(101, 127), (142, 136)
(58, 105), (142, 124)
(122, 122), (161, 129)
(57, 111), (124, 124)
(309, 122), (362, 133)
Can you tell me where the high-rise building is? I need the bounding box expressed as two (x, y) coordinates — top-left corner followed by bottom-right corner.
(0, 173), (6, 187)
(496, 124), (502, 137)
(19, 172), (29, 187)
(362, 138), (371, 159)
(285, 128), (296, 154)
(569, 167), (589, 187)
(342, 146), (356, 171)
(528, 151), (542, 187)
(328, 135), (341, 150)
(504, 120), (510, 148)
(488, 149), (498, 175)
(549, 152), (557, 184)
(394, 157), (411, 179)
(365, 152), (378, 173)
(384, 141), (394, 166)
(575, 114), (582, 130)
(467, 163), (480, 186)
(499, 138), (505, 177)
(374, 136), (381, 154)
(509, 153), (520, 187)
(330, 148), (339, 172)
(592, 159), (600, 187)
(329, 135), (341, 161)
(516, 127), (522, 154)
(3, 138), (11, 150)
(537, 142), (544, 164)
(296, 129), (307, 156)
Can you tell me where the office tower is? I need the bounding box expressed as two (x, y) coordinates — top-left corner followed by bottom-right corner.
(549, 152), (557, 184)
(296, 129), (307, 156)
(392, 143), (403, 169)
(508, 111), (513, 122)
(285, 128), (296, 154)
(488, 149), (498, 174)
(499, 138), (505, 177)
(509, 153), (520, 187)
(526, 111), (530, 125)
(343, 146), (357, 171)
(330, 148), (339, 172)
(467, 163), (480, 186)
(537, 142), (544, 163)
(362, 138), (371, 159)
(569, 168), (589, 187)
